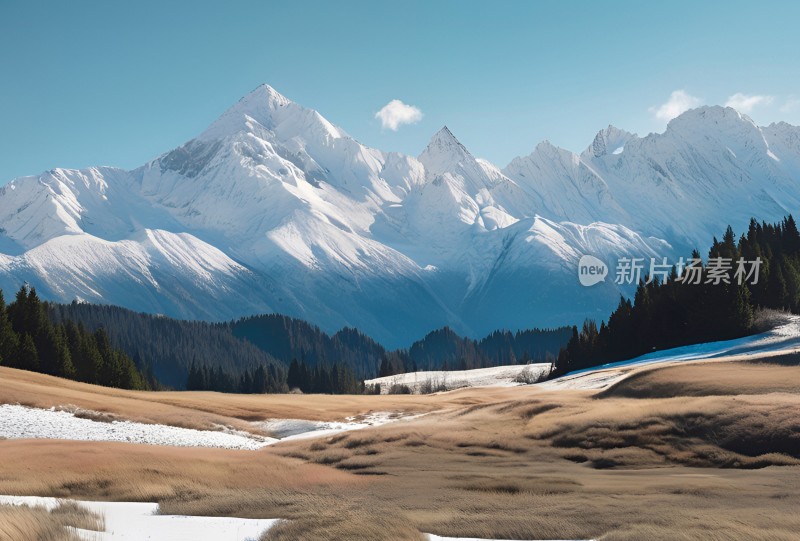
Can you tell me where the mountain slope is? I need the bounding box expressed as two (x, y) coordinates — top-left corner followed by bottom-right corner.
(1, 85), (799, 346)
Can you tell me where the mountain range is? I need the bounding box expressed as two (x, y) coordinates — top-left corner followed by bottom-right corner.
(2, 84), (799, 347)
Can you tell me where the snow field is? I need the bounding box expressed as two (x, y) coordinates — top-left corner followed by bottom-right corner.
(0, 496), (593, 541)
(0, 405), (419, 450)
(0, 496), (277, 541)
(364, 363), (552, 394)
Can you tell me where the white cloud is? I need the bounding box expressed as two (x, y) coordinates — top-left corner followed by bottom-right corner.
(725, 93), (774, 113)
(375, 99), (423, 131)
(650, 90), (703, 122)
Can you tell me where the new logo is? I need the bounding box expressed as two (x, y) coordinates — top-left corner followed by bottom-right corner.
(578, 255), (608, 287)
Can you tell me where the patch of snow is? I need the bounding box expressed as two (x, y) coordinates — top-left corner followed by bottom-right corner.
(0, 495), (276, 541)
(256, 411), (423, 440)
(0, 495), (594, 541)
(0, 405), (421, 449)
(0, 404), (277, 450)
(365, 364), (552, 394)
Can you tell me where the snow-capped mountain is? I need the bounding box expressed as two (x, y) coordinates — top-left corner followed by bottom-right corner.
(1, 85), (799, 347)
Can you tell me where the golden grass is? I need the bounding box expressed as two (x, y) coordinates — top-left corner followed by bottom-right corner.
(253, 390), (800, 539)
(0, 501), (103, 541)
(601, 354), (800, 398)
(0, 366), (531, 431)
(0, 439), (358, 504)
(2, 358), (800, 539)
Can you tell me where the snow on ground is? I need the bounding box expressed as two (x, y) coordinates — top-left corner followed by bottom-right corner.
(0, 496), (277, 541)
(0, 405), (419, 450)
(0, 496), (592, 541)
(541, 315), (800, 391)
(0, 404), (277, 450)
(364, 363), (552, 394)
(256, 411), (423, 441)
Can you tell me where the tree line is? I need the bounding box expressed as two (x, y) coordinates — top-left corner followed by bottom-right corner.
(231, 315), (386, 379)
(186, 362), (285, 394)
(184, 358), (372, 395)
(0, 286), (150, 390)
(287, 359), (374, 394)
(49, 302), (284, 389)
(554, 216), (800, 376)
(376, 326), (571, 377)
(53, 304), (571, 389)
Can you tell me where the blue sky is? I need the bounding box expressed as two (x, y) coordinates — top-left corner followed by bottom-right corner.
(2, 0), (799, 182)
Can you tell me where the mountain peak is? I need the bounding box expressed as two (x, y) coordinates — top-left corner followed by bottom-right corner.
(433, 125), (458, 141)
(418, 126), (475, 175)
(243, 83), (292, 108)
(431, 125), (465, 147)
(586, 125), (636, 158)
(198, 83), (294, 141)
(663, 105), (761, 142)
(533, 140), (565, 156)
(667, 105), (754, 130)
(421, 126), (471, 158)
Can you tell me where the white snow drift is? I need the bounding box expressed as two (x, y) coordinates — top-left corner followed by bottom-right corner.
(0, 496), (276, 541)
(0, 405), (418, 450)
(0, 404), (275, 450)
(0, 496), (591, 541)
(365, 363), (552, 394)
(0, 496), (592, 541)
(257, 411), (421, 440)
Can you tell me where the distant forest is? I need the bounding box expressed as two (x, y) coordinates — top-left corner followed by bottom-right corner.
(48, 303), (284, 390)
(554, 216), (800, 376)
(0, 287), (150, 390)
(8, 217), (799, 394)
(43, 302), (571, 393)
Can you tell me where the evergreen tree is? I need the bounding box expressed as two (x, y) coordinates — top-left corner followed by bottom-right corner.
(0, 290), (18, 365)
(18, 334), (39, 371)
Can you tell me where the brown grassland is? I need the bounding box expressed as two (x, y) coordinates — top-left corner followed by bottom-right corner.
(0, 500), (104, 541)
(1, 355), (800, 540)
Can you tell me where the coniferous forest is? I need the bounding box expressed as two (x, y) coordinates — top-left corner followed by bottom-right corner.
(554, 216), (800, 376)
(46, 303), (571, 392)
(0, 286), (150, 390)
(10, 216), (798, 393)
(49, 303), (284, 389)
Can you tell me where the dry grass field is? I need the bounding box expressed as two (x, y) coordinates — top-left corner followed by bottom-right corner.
(0, 366), (518, 433)
(0, 500), (103, 541)
(1, 357), (800, 540)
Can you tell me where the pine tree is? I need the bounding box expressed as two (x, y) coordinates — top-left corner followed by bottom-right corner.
(0, 290), (18, 365)
(53, 325), (76, 378)
(287, 359), (301, 390)
(18, 334), (39, 371)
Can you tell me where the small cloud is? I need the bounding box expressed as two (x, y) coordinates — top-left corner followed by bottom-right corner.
(725, 93), (774, 113)
(650, 90), (703, 122)
(375, 99), (423, 131)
